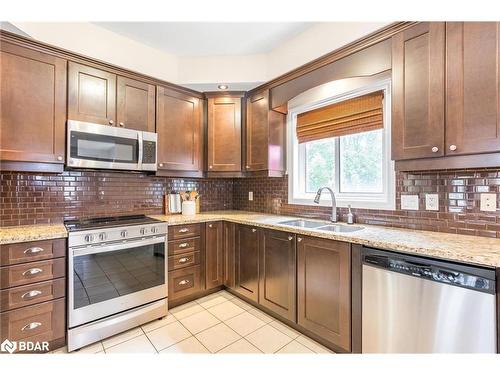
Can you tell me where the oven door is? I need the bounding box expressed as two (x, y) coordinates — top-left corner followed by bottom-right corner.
(67, 120), (143, 171)
(68, 236), (167, 328)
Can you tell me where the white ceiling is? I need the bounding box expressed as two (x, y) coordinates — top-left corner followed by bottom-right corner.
(93, 22), (312, 57)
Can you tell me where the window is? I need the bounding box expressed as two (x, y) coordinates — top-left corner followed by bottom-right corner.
(288, 78), (395, 210)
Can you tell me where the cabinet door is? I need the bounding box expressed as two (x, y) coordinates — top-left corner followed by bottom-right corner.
(68, 62), (116, 126)
(235, 225), (259, 302)
(446, 22), (500, 155)
(392, 22), (445, 160)
(245, 91), (269, 171)
(0, 42), (66, 164)
(223, 221), (236, 289)
(297, 236), (351, 352)
(205, 221), (224, 289)
(207, 96), (242, 171)
(258, 230), (296, 322)
(157, 86), (202, 171)
(116, 76), (155, 132)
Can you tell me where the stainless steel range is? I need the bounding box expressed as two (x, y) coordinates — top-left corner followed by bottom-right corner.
(65, 215), (168, 351)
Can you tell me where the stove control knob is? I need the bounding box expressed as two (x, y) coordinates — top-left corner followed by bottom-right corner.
(98, 232), (107, 241)
(84, 234), (95, 243)
(120, 230), (128, 238)
(140, 227), (148, 235)
(151, 226), (159, 234)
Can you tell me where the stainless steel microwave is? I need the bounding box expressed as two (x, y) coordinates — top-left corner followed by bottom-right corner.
(67, 120), (157, 172)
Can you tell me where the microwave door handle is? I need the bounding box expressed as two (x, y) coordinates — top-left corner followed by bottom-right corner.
(137, 132), (143, 170)
(72, 236), (166, 257)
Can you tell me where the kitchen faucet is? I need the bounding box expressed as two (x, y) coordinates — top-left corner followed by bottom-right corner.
(314, 187), (337, 223)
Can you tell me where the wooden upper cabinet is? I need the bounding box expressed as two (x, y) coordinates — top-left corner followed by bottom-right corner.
(234, 225), (259, 303)
(297, 236), (351, 352)
(391, 22), (445, 160)
(116, 76), (155, 132)
(258, 229), (296, 322)
(68, 62), (116, 126)
(245, 90), (286, 176)
(156, 86), (202, 173)
(205, 221), (224, 289)
(446, 22), (500, 155)
(207, 95), (242, 172)
(0, 42), (66, 164)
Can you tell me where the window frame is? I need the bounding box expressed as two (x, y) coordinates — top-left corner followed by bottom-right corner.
(287, 78), (395, 210)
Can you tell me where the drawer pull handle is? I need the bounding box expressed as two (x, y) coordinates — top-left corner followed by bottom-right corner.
(288, 236), (293, 241)
(178, 228), (189, 233)
(21, 322), (42, 331)
(24, 247), (44, 255)
(22, 268), (43, 277)
(178, 243), (189, 248)
(178, 279), (190, 286)
(21, 290), (43, 300)
(252, 228), (257, 233)
(178, 257), (190, 263)
(297, 237), (303, 242)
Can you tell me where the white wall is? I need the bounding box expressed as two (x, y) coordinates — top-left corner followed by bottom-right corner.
(10, 22), (180, 83)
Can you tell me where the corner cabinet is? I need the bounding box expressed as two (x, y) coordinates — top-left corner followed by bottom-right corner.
(234, 225), (260, 302)
(297, 236), (352, 352)
(0, 42), (66, 167)
(156, 86), (204, 176)
(391, 22), (446, 160)
(245, 90), (286, 176)
(207, 94), (243, 175)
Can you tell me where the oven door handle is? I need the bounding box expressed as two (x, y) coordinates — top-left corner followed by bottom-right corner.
(72, 236), (166, 257)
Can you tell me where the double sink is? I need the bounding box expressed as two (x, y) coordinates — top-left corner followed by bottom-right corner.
(278, 219), (363, 233)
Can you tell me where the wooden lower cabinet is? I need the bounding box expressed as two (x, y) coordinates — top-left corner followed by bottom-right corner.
(168, 265), (202, 301)
(258, 229), (296, 322)
(234, 225), (259, 302)
(223, 222), (236, 289)
(205, 222), (224, 289)
(297, 236), (352, 352)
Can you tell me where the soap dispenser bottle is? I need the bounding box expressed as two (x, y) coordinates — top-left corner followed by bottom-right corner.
(347, 205), (354, 224)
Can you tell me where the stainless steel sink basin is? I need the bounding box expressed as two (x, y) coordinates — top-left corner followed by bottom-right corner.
(278, 219), (326, 228)
(317, 224), (363, 233)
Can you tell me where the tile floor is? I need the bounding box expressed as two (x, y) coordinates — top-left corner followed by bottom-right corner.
(51, 290), (334, 354)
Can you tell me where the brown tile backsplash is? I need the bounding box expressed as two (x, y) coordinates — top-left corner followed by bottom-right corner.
(2, 168), (500, 238)
(0, 171), (233, 226)
(232, 169), (500, 238)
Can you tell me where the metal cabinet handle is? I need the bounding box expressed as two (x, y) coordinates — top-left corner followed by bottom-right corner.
(178, 257), (190, 264)
(297, 237), (303, 242)
(246, 165), (250, 169)
(57, 156), (63, 161)
(109, 120), (114, 125)
(288, 236), (293, 241)
(119, 122), (125, 127)
(178, 242), (189, 248)
(21, 290), (42, 300)
(208, 224), (213, 228)
(209, 165), (213, 169)
(21, 322), (42, 331)
(252, 228), (257, 233)
(431, 146), (439, 153)
(178, 279), (190, 286)
(178, 228), (189, 233)
(22, 268), (43, 276)
(24, 247), (44, 255)
(449, 144), (457, 151)
(159, 163), (164, 167)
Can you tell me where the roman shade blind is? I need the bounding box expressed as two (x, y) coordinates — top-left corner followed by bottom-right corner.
(296, 90), (384, 143)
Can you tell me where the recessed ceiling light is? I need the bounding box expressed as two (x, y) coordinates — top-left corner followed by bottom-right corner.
(217, 84), (228, 90)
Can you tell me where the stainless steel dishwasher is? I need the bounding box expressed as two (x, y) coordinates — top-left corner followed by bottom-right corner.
(362, 247), (497, 353)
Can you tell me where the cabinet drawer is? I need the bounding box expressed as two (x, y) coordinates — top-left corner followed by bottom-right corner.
(0, 298), (65, 352)
(0, 238), (66, 266)
(168, 265), (201, 301)
(0, 258), (66, 289)
(0, 278), (66, 312)
(168, 251), (200, 271)
(168, 237), (200, 255)
(168, 224), (201, 240)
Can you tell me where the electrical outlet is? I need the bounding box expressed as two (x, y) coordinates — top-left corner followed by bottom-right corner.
(248, 191), (253, 201)
(425, 194), (439, 211)
(401, 195), (419, 210)
(480, 193), (497, 212)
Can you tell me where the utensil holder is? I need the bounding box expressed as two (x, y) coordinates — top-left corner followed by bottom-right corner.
(182, 201), (196, 216)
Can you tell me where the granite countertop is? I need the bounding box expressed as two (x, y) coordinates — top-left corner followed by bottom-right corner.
(2, 211), (500, 268)
(0, 223), (68, 245)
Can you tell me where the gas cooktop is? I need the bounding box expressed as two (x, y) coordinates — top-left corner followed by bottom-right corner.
(64, 214), (162, 232)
